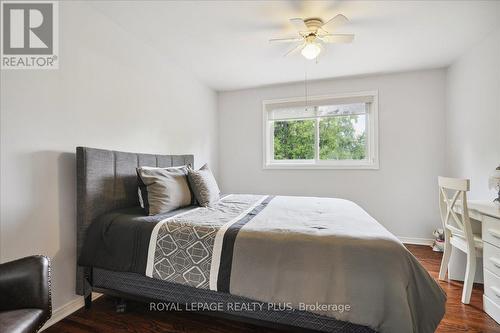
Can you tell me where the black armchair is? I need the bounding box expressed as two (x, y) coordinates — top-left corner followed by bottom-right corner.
(0, 256), (52, 333)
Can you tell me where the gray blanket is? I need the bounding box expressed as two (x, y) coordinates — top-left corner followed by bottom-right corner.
(145, 194), (446, 333)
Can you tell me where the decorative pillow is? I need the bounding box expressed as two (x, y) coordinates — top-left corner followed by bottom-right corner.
(137, 165), (192, 215)
(187, 164), (220, 207)
(138, 187), (144, 208)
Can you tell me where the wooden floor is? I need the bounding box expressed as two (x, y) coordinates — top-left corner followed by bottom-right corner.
(406, 245), (499, 333)
(46, 245), (500, 333)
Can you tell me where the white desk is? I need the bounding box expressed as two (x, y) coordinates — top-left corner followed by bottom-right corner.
(461, 201), (500, 221)
(452, 200), (500, 322)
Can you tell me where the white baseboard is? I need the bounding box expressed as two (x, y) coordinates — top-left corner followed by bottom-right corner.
(398, 236), (434, 246)
(40, 293), (101, 331)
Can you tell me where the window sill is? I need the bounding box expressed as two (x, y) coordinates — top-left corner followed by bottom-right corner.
(263, 162), (380, 170)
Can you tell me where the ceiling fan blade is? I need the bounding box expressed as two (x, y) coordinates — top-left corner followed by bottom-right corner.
(321, 14), (348, 32)
(289, 18), (308, 32)
(284, 42), (305, 57)
(319, 34), (354, 43)
(269, 37), (303, 43)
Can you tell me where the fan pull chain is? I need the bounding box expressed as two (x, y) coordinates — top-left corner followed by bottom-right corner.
(304, 60), (308, 112)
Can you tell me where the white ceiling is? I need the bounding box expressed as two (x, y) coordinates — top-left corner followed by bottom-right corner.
(91, 0), (500, 91)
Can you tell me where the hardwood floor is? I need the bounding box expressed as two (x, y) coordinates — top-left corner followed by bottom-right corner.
(46, 245), (500, 333)
(405, 244), (499, 333)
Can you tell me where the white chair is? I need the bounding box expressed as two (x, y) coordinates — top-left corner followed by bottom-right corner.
(438, 176), (483, 304)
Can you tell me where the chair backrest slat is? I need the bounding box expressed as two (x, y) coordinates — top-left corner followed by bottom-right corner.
(438, 176), (470, 191)
(438, 176), (474, 250)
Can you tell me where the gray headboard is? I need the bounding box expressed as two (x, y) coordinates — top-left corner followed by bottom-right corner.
(76, 146), (194, 295)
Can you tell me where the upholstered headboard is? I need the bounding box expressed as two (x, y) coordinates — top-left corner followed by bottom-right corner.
(75, 146), (194, 295)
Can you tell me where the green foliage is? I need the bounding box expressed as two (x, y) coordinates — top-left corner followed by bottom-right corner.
(273, 120), (315, 160)
(319, 116), (366, 160)
(273, 116), (366, 161)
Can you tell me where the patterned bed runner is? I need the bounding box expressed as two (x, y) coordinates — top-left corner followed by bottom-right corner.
(145, 194), (273, 291)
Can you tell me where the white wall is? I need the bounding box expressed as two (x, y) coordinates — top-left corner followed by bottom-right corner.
(445, 27), (500, 283)
(446, 28), (500, 200)
(218, 69), (447, 240)
(0, 1), (217, 312)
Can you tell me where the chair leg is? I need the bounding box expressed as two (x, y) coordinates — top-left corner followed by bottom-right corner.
(462, 251), (477, 304)
(439, 238), (451, 280)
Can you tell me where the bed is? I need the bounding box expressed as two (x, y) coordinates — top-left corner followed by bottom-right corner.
(76, 147), (446, 333)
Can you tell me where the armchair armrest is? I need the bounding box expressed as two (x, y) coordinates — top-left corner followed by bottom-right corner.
(0, 255), (52, 318)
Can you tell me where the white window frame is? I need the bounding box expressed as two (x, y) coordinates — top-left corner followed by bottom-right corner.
(262, 91), (379, 170)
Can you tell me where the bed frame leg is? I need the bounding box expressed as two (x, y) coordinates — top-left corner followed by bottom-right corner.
(84, 294), (92, 309)
(115, 298), (127, 313)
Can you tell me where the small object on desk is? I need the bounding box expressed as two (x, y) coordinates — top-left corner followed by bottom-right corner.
(489, 165), (500, 204)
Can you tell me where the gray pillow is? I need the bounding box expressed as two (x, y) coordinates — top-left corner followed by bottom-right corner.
(137, 165), (192, 215)
(187, 164), (220, 207)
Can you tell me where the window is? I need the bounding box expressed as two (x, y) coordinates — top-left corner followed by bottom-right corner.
(263, 91), (379, 169)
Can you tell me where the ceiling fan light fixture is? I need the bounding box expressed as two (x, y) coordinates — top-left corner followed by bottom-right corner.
(269, 15), (352, 59)
(301, 42), (321, 60)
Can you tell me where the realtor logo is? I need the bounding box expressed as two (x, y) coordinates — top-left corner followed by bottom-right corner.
(1, 1), (59, 69)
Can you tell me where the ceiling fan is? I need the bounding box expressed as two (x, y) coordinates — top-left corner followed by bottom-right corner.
(269, 14), (354, 60)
